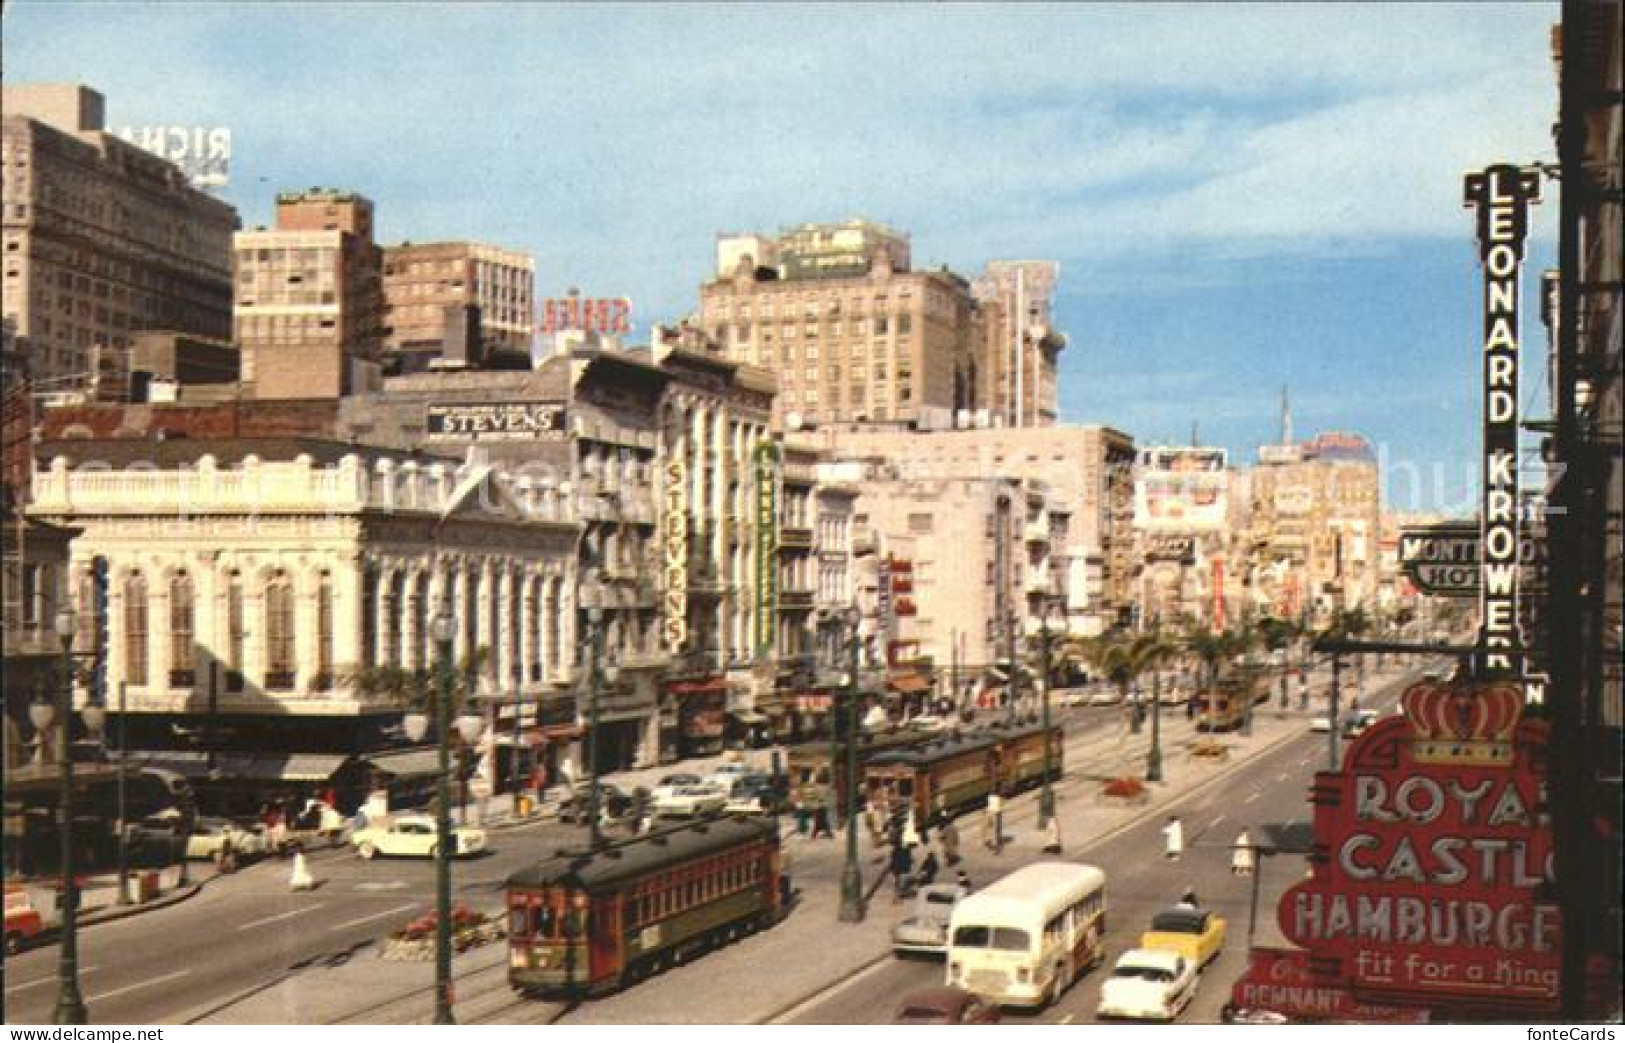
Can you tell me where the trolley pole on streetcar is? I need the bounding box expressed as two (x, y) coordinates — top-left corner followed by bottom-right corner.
(839, 606), (866, 924)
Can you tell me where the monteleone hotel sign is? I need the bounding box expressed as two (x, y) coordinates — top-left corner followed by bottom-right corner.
(1462, 164), (1540, 677)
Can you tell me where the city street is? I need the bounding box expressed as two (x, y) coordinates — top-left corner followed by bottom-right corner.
(6, 660), (1365, 1025)
(779, 660), (1429, 1025)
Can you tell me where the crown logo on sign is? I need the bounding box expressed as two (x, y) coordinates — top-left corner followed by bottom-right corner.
(1401, 681), (1523, 765)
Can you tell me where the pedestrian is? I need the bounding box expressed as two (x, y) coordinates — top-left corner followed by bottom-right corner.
(902, 810), (922, 849)
(216, 837), (238, 874)
(939, 818), (961, 866)
(1232, 830), (1255, 876)
(955, 868), (973, 892)
(1178, 887), (1201, 909)
(916, 849), (940, 888)
(1162, 815), (1184, 860)
(1043, 814), (1063, 855)
(985, 791), (1004, 854)
(890, 843), (914, 901)
(1298, 677), (1309, 711)
(812, 801), (834, 840)
(793, 799), (810, 837)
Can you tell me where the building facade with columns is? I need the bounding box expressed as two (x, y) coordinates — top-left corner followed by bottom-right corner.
(28, 439), (578, 772)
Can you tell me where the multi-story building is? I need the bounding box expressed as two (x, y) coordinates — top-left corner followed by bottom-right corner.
(335, 344), (668, 773)
(382, 241), (534, 367)
(28, 439), (579, 777)
(234, 189), (383, 399)
(1, 84), (238, 394)
(698, 220), (979, 429)
(970, 261), (1066, 427)
(654, 341), (777, 758)
(1247, 432), (1383, 625)
(823, 463), (1059, 699)
(819, 424), (1136, 635)
(1132, 445), (1234, 627)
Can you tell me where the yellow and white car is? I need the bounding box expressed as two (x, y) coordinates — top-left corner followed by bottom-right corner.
(352, 814), (486, 859)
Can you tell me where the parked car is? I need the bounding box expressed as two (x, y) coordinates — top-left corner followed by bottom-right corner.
(1310, 713), (1334, 733)
(1140, 905), (1227, 968)
(1088, 687), (1124, 706)
(723, 778), (776, 815)
(1159, 686), (1189, 706)
(1053, 688), (1091, 708)
(557, 782), (633, 823)
(351, 814), (486, 859)
(707, 762), (753, 785)
(1343, 708), (1381, 737)
(4, 885), (45, 955)
(649, 773), (704, 802)
(652, 783), (728, 819)
(907, 714), (953, 733)
(1096, 948), (1200, 1021)
(892, 986), (1002, 1025)
(185, 817), (269, 861)
(890, 882), (969, 956)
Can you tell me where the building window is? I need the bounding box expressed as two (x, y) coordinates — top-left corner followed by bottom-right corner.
(124, 573), (148, 687)
(265, 571), (295, 690)
(361, 568), (378, 669)
(315, 572), (334, 691)
(227, 571), (245, 691)
(169, 572), (195, 687)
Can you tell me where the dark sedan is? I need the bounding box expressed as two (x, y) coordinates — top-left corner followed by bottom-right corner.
(892, 986), (1002, 1025)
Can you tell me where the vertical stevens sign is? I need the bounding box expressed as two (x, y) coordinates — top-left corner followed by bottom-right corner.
(754, 442), (780, 656)
(1463, 165), (1540, 677)
(664, 459), (688, 654)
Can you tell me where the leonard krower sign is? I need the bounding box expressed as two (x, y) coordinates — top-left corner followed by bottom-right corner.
(1278, 680), (1559, 1017)
(426, 402), (567, 442)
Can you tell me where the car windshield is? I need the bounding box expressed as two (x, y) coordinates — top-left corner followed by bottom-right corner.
(1115, 965), (1174, 982)
(951, 925), (1030, 951)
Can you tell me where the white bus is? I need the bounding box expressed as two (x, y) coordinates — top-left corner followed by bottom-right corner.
(945, 862), (1108, 1008)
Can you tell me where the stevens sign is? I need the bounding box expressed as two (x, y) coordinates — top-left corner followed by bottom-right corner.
(426, 402), (566, 442)
(1278, 680), (1559, 1016)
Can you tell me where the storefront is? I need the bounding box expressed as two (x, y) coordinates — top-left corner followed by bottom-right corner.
(666, 677), (726, 759)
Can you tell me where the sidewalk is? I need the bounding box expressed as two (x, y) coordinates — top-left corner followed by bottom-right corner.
(16, 862), (213, 935)
(190, 663), (1424, 1025)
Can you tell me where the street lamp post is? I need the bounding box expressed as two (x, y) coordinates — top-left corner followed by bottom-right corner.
(1037, 602), (1057, 826)
(511, 665), (524, 818)
(114, 681), (129, 906)
(1326, 652), (1343, 771)
(51, 607), (88, 1025)
(1147, 624), (1164, 784)
(585, 607), (610, 851)
(430, 610), (457, 1026)
(838, 607), (865, 924)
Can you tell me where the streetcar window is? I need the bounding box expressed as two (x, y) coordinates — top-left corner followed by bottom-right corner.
(510, 907), (529, 937)
(536, 904), (557, 938)
(563, 908), (586, 938)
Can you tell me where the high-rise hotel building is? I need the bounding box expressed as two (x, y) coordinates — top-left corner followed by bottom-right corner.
(697, 220), (980, 430)
(1, 84), (237, 393)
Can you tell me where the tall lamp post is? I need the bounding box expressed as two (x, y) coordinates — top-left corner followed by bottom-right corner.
(838, 606), (866, 923)
(1147, 622), (1164, 784)
(50, 607), (89, 1025)
(428, 610), (458, 1025)
(1037, 601), (1058, 826)
(583, 606), (617, 851)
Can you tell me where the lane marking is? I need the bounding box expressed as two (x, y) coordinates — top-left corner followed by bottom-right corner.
(6, 966), (100, 995)
(1244, 793), (1260, 803)
(333, 902), (418, 932)
(1276, 772), (1289, 783)
(1059, 1013), (1076, 1024)
(353, 881), (408, 892)
(1209, 814), (1225, 830)
(86, 967), (189, 1003)
(236, 902), (327, 932)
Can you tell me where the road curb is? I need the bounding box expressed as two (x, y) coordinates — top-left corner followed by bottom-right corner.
(75, 877), (207, 930)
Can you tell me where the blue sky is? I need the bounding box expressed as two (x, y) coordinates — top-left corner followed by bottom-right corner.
(3, 2), (1560, 512)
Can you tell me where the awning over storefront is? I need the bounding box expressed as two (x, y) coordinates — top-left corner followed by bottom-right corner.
(121, 752), (351, 784)
(728, 710), (769, 725)
(668, 677), (728, 695)
(888, 674), (932, 694)
(363, 748), (443, 780)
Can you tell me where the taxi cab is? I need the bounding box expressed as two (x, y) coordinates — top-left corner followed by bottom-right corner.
(5, 884), (46, 955)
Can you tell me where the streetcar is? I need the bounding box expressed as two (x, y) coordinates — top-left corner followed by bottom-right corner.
(506, 816), (781, 997)
(863, 722), (1063, 823)
(785, 725), (937, 818)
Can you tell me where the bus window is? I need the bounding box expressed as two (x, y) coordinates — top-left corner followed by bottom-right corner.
(952, 925), (1030, 951)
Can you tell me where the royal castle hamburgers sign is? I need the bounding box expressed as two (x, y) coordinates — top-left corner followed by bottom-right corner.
(1276, 680), (1559, 1017)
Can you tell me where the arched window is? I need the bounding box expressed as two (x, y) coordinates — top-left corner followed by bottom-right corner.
(169, 571), (195, 687)
(381, 573), (402, 666)
(124, 572), (148, 687)
(265, 570), (295, 690)
(360, 567), (378, 669)
(226, 570), (245, 692)
(314, 571), (333, 690)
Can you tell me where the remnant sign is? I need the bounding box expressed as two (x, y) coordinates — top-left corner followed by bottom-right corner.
(426, 402), (566, 442)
